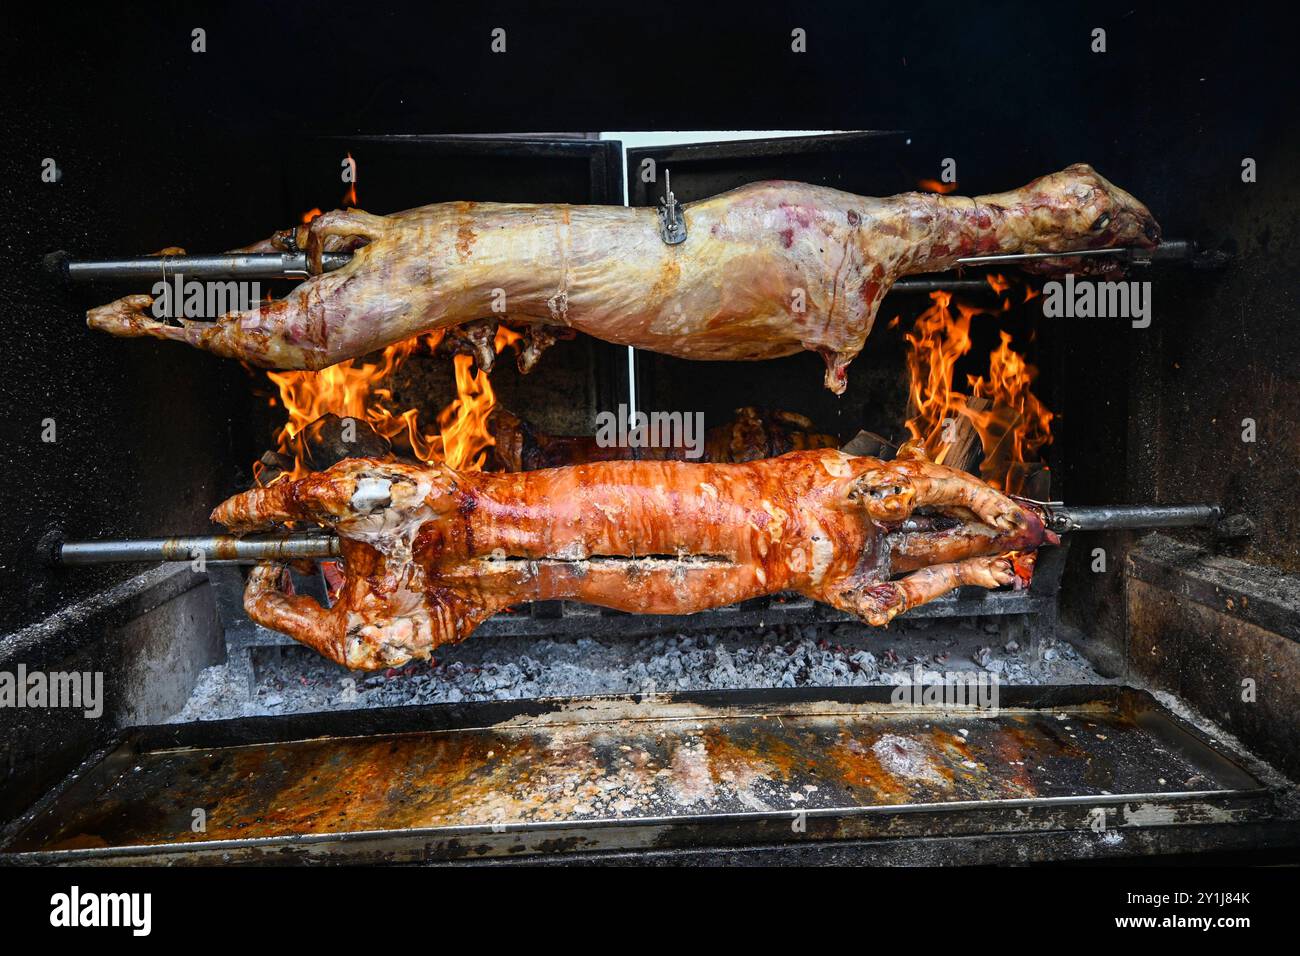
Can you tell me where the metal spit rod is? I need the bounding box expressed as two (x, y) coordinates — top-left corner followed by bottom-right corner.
(47, 533), (340, 566)
(954, 240), (1197, 267)
(1040, 503), (1222, 535)
(48, 241), (1198, 286)
(46, 250), (353, 282)
(46, 504), (1222, 565)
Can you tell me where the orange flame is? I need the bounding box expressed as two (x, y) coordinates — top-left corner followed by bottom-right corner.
(426, 355), (498, 471)
(916, 178), (958, 194)
(902, 289), (1054, 494)
(985, 273), (1010, 295)
(342, 153), (358, 207)
(494, 323), (524, 353)
(257, 328), (507, 482)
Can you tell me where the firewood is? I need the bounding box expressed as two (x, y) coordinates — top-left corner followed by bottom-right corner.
(840, 430), (897, 459)
(933, 397), (990, 474)
(296, 414), (392, 470)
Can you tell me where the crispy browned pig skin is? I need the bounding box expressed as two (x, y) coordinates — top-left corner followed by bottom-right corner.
(211, 450), (1056, 670)
(488, 406), (838, 471)
(89, 164), (1159, 393)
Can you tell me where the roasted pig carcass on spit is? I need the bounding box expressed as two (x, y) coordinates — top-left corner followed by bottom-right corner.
(212, 449), (1057, 670)
(90, 164), (1159, 393)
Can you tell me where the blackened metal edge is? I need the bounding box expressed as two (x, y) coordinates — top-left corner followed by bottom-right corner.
(1127, 534), (1300, 645)
(0, 564), (202, 670)
(22, 684), (1168, 756)
(626, 131), (907, 205)
(0, 788), (1275, 868)
(0, 737), (138, 850)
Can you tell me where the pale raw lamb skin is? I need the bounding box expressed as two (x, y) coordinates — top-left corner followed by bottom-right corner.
(89, 164), (1159, 392)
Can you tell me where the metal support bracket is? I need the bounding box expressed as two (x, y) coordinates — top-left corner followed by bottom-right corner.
(657, 171), (687, 245)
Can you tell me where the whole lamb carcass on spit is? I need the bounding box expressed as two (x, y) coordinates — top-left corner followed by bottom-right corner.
(212, 449), (1057, 670)
(90, 164), (1159, 393)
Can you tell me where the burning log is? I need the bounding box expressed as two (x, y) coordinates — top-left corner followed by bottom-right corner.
(839, 398), (989, 474)
(839, 430), (897, 459)
(297, 414), (393, 470)
(932, 396), (991, 474)
(255, 415), (396, 486)
(255, 325), (503, 483)
(900, 290), (1054, 494)
(1012, 462), (1052, 502)
(254, 450), (296, 486)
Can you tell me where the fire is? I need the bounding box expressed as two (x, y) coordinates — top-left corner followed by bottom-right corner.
(916, 178), (958, 194)
(257, 330), (505, 482)
(902, 289), (1054, 495)
(342, 153), (358, 207)
(494, 323), (524, 353)
(985, 273), (1010, 295)
(427, 354), (498, 470)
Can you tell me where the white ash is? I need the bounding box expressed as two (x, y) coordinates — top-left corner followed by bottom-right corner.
(172, 617), (1107, 722)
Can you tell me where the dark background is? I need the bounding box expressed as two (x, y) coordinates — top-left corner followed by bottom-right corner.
(1, 1), (1296, 643)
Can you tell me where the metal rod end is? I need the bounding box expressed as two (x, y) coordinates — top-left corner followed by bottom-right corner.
(43, 250), (71, 281)
(36, 528), (66, 567)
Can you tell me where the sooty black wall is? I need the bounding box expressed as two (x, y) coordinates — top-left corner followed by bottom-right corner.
(0, 124), (266, 637)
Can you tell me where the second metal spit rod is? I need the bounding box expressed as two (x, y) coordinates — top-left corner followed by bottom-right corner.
(1040, 503), (1222, 534)
(49, 533), (340, 566)
(49, 241), (1199, 286)
(46, 505), (1223, 565)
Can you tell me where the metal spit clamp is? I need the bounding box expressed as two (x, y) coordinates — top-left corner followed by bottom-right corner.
(657, 171), (687, 245)
(1119, 239), (1231, 271)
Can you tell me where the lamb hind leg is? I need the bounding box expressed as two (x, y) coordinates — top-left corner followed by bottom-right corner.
(828, 554), (1017, 626)
(87, 211), (393, 368)
(304, 208), (391, 273)
(86, 292), (322, 368)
